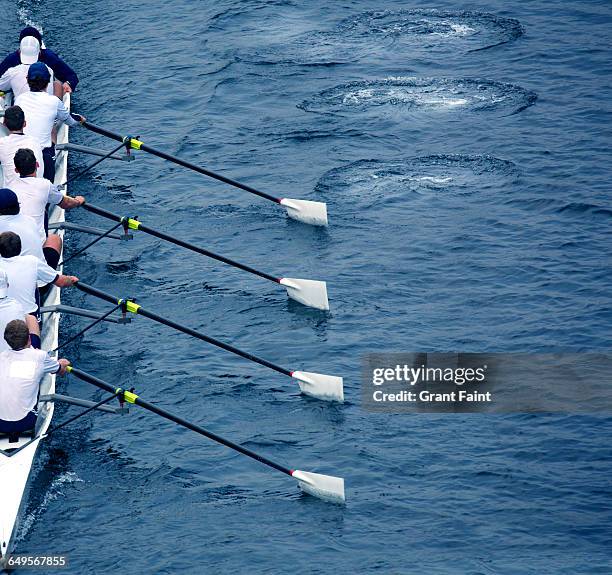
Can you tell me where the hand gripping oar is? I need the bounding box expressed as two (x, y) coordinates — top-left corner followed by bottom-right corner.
(81, 201), (329, 310)
(78, 119), (329, 227)
(74, 282), (343, 402)
(66, 366), (345, 503)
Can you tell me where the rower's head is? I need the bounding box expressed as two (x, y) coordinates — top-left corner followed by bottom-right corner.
(3, 319), (30, 351)
(3, 106), (26, 133)
(0, 189), (20, 216)
(27, 62), (50, 92)
(19, 35), (40, 65)
(19, 26), (43, 45)
(0, 231), (21, 258)
(0, 269), (8, 299)
(14, 148), (37, 178)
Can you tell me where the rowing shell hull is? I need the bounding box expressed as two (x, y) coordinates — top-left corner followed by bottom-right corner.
(0, 93), (69, 566)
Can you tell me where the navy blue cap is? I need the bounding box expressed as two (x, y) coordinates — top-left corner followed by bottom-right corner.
(27, 61), (50, 81)
(0, 189), (19, 209)
(19, 26), (43, 44)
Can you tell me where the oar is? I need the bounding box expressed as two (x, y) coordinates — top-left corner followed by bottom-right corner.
(66, 366), (345, 503)
(81, 201), (329, 310)
(74, 282), (343, 402)
(78, 119), (329, 227)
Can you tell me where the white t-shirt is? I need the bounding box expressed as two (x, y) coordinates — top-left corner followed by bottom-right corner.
(9, 177), (63, 241)
(0, 63), (54, 99)
(0, 133), (44, 186)
(0, 296), (25, 352)
(15, 91), (78, 149)
(0, 213), (45, 263)
(0, 347), (59, 421)
(0, 255), (58, 313)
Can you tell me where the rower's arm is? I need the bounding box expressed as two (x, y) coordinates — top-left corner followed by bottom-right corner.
(58, 195), (85, 210)
(0, 51), (20, 78)
(53, 275), (79, 288)
(50, 183), (84, 210)
(0, 68), (13, 91)
(55, 358), (71, 376)
(40, 49), (79, 90)
(56, 99), (81, 127)
(42, 354), (61, 375)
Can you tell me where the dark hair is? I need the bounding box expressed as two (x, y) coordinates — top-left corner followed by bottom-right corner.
(14, 148), (37, 176)
(4, 319), (29, 351)
(27, 76), (49, 92)
(0, 231), (21, 258)
(3, 106), (25, 132)
(19, 26), (43, 43)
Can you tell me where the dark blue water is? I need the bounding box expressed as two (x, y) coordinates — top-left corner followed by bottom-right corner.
(4, 0), (612, 573)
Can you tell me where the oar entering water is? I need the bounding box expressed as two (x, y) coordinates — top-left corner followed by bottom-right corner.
(81, 201), (329, 310)
(66, 366), (345, 503)
(74, 282), (344, 402)
(77, 119), (329, 226)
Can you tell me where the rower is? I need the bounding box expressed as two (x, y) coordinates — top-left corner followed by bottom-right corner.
(14, 63), (85, 181)
(12, 148), (85, 240)
(0, 269), (26, 353)
(0, 36), (54, 100)
(0, 106), (44, 186)
(0, 231), (78, 346)
(0, 188), (64, 269)
(0, 26), (79, 98)
(0, 319), (70, 436)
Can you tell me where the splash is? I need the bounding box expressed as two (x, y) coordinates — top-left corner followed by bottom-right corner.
(337, 9), (523, 50)
(299, 78), (537, 116)
(240, 9), (523, 65)
(15, 472), (83, 542)
(17, 0), (44, 33)
(316, 156), (518, 210)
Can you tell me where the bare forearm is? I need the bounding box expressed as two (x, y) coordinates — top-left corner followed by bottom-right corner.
(54, 275), (78, 288)
(58, 195), (85, 210)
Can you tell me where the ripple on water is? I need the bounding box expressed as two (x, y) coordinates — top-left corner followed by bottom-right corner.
(316, 155), (518, 211)
(337, 9), (524, 50)
(240, 9), (524, 64)
(299, 77), (537, 117)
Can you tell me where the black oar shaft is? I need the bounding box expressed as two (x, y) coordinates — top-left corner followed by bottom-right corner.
(82, 202), (278, 283)
(81, 121), (280, 204)
(75, 282), (292, 377)
(68, 367), (292, 475)
(140, 225), (278, 282)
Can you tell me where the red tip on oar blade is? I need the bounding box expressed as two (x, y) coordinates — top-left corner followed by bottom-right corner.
(280, 198), (328, 226)
(291, 470), (345, 504)
(279, 278), (329, 311)
(292, 371), (344, 402)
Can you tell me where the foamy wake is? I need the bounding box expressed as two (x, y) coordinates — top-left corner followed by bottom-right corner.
(17, 1), (44, 33)
(15, 472), (83, 543)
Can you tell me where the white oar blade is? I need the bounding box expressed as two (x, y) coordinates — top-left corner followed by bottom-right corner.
(280, 277), (329, 311)
(292, 470), (345, 504)
(292, 370), (344, 402)
(280, 198), (328, 226)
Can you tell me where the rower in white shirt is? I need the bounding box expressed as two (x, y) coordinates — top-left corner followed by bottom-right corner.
(12, 148), (84, 241)
(0, 269), (26, 353)
(0, 231), (78, 342)
(0, 106), (44, 186)
(0, 188), (64, 269)
(0, 36), (54, 100)
(14, 62), (85, 181)
(0, 319), (70, 435)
